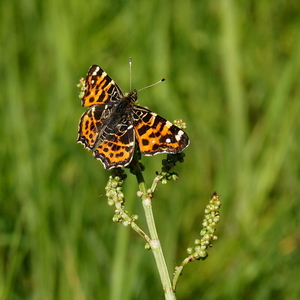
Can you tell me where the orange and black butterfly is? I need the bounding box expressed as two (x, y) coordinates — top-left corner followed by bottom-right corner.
(77, 65), (189, 170)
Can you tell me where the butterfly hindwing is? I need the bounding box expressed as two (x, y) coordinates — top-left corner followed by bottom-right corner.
(93, 114), (135, 169)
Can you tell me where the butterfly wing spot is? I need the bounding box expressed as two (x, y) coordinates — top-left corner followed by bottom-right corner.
(92, 66), (101, 76)
(137, 125), (151, 136)
(142, 139), (149, 146)
(175, 130), (185, 141)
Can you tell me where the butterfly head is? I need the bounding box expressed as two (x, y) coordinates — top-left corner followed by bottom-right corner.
(124, 90), (138, 104)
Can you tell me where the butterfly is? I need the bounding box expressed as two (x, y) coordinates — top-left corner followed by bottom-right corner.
(77, 65), (189, 170)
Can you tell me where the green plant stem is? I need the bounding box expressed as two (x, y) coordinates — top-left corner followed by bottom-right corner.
(135, 164), (176, 300)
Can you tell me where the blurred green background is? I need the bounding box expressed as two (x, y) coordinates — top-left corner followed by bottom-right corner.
(1, 0), (300, 299)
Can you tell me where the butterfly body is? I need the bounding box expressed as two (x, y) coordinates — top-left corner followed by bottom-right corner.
(77, 65), (189, 170)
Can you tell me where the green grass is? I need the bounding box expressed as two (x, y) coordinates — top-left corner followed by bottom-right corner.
(1, 0), (300, 299)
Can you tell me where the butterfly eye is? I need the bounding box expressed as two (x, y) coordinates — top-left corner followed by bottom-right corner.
(123, 90), (138, 104)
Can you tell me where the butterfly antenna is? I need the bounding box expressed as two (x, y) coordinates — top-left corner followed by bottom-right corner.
(137, 78), (166, 92)
(129, 57), (132, 91)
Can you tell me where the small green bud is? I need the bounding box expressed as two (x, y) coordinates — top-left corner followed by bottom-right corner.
(199, 250), (207, 258)
(107, 200), (114, 206)
(172, 174), (179, 181)
(161, 179), (168, 184)
(122, 221), (129, 226)
(136, 191), (143, 197)
(187, 247), (193, 254)
(112, 216), (119, 222)
(131, 215), (138, 221)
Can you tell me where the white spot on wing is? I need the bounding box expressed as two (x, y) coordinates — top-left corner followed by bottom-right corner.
(92, 66), (101, 75)
(175, 130), (184, 141)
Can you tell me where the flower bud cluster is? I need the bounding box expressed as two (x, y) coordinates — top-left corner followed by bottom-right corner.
(187, 192), (221, 260)
(173, 119), (187, 130)
(105, 176), (125, 207)
(155, 153), (186, 185)
(77, 78), (85, 99)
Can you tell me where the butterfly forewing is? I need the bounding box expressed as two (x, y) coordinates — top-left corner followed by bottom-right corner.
(81, 65), (123, 107)
(132, 106), (189, 155)
(77, 105), (106, 149)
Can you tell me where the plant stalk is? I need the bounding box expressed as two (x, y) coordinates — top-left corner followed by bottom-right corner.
(135, 162), (176, 300)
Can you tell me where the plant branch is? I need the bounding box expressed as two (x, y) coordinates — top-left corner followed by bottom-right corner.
(132, 154), (176, 300)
